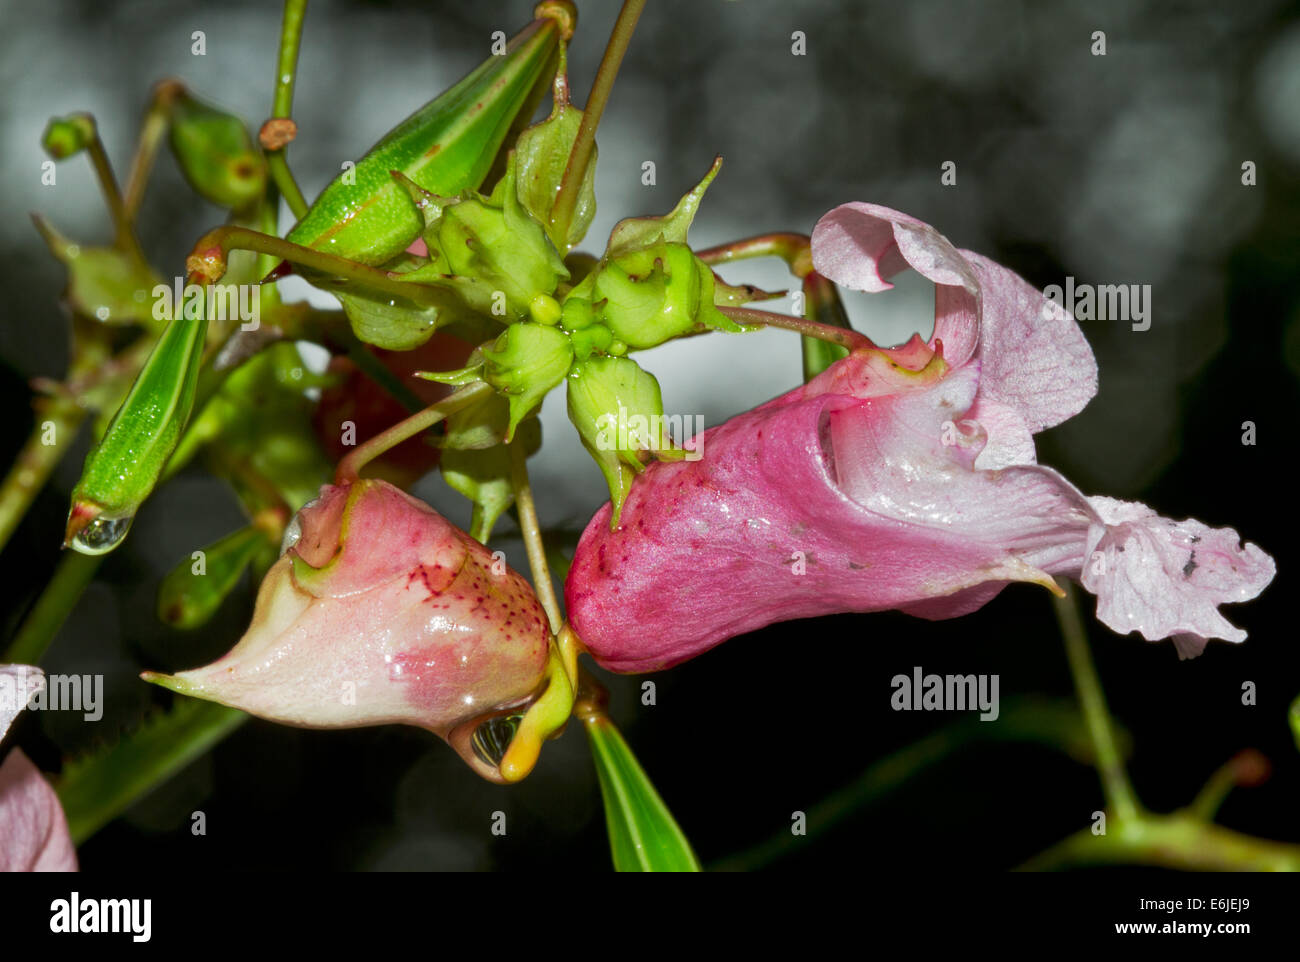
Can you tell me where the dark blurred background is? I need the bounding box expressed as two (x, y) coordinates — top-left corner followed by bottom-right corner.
(1, 0), (1298, 871)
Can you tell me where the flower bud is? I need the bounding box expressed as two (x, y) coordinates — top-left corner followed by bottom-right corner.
(425, 161), (568, 319)
(482, 322), (573, 440)
(168, 89), (266, 212)
(566, 356), (666, 526)
(591, 242), (727, 350)
(143, 480), (552, 782)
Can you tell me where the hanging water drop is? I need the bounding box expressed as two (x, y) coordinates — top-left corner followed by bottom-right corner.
(68, 514), (134, 555)
(471, 713), (523, 769)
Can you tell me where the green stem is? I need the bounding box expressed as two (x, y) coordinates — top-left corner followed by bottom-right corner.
(85, 132), (144, 261)
(4, 552), (102, 664)
(185, 225), (462, 309)
(695, 232), (812, 276)
(345, 341), (425, 414)
(1052, 583), (1140, 822)
(0, 399), (85, 556)
(719, 305), (873, 352)
(124, 80), (184, 220)
(267, 153), (309, 220)
(551, 0), (646, 241)
(335, 381), (490, 483)
(507, 439), (561, 634)
(1018, 812), (1300, 872)
(265, 0), (310, 219)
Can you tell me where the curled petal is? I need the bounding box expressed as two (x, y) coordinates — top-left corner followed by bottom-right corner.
(810, 203), (1098, 434)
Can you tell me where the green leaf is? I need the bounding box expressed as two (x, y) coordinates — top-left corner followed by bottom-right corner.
(582, 713), (701, 872)
(56, 698), (246, 845)
(157, 525), (271, 630)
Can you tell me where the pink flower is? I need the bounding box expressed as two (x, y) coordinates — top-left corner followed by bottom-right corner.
(565, 203), (1274, 673)
(145, 480), (551, 781)
(1, 665), (78, 872)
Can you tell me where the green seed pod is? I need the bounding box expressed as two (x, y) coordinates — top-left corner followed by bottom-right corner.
(65, 311), (208, 554)
(566, 355), (666, 526)
(285, 11), (566, 266)
(168, 89), (266, 211)
(481, 322), (573, 440)
(158, 525), (271, 630)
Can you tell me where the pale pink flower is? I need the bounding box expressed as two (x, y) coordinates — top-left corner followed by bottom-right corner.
(145, 480), (551, 781)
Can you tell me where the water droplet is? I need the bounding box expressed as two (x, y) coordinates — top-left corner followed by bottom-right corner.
(471, 713), (523, 768)
(69, 515), (133, 555)
(279, 513), (303, 555)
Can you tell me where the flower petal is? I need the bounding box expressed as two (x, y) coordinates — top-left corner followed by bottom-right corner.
(0, 749), (78, 872)
(1079, 496), (1275, 650)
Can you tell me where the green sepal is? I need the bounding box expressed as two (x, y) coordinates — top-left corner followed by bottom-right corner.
(167, 89), (266, 212)
(606, 155), (721, 258)
(421, 158), (569, 319)
(157, 525), (271, 630)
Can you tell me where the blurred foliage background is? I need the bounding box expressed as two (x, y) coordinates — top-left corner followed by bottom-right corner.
(1, 0), (1297, 870)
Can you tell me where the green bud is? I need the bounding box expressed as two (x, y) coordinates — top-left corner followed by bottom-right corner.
(168, 90), (266, 211)
(591, 242), (733, 349)
(426, 159), (568, 318)
(482, 323), (573, 440)
(157, 525), (271, 629)
(566, 355), (666, 526)
(42, 113), (96, 159)
(568, 322), (613, 362)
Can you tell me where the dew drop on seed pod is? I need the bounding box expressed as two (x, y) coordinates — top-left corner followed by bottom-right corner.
(69, 515), (133, 555)
(471, 714), (523, 768)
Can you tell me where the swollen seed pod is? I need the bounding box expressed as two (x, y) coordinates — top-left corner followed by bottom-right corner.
(285, 6), (571, 266)
(65, 310), (207, 555)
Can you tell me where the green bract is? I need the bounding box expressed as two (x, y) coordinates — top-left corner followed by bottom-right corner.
(482, 322), (573, 440)
(168, 89), (266, 212)
(566, 355), (666, 526)
(285, 14), (563, 266)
